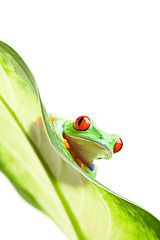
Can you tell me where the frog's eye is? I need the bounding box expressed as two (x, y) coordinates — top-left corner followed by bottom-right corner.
(114, 138), (123, 153)
(74, 116), (91, 131)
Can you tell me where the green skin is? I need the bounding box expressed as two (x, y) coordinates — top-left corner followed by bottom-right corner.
(50, 114), (121, 178)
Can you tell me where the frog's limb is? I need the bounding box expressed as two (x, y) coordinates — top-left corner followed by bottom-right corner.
(63, 138), (70, 149)
(49, 116), (70, 149)
(49, 116), (55, 124)
(72, 153), (97, 178)
(37, 116), (43, 126)
(49, 113), (57, 119)
(38, 115), (55, 127)
(68, 146), (97, 178)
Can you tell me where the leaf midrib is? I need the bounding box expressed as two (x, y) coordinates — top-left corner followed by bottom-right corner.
(0, 95), (87, 240)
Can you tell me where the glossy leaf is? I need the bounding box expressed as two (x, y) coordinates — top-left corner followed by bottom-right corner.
(0, 41), (160, 240)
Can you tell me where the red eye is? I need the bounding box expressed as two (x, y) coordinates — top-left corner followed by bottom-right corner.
(74, 116), (91, 131)
(114, 138), (123, 153)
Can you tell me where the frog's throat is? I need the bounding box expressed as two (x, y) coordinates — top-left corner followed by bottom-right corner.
(63, 133), (112, 167)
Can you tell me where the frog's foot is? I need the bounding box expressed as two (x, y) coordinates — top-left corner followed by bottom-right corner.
(37, 116), (44, 126)
(63, 138), (70, 149)
(49, 116), (55, 124)
(37, 115), (56, 127)
(75, 158), (97, 178)
(49, 116), (70, 149)
(62, 138), (97, 178)
(63, 141), (97, 178)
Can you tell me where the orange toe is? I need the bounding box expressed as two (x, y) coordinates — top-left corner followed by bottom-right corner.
(37, 116), (43, 126)
(63, 139), (70, 149)
(50, 116), (55, 124)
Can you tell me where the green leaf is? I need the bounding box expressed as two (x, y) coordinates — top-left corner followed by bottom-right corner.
(0, 41), (160, 240)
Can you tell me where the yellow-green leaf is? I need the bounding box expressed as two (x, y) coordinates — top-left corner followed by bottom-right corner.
(0, 41), (160, 240)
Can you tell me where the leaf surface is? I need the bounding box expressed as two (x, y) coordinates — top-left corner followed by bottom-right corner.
(0, 41), (160, 240)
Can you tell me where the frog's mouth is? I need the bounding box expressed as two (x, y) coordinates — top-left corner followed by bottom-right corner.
(63, 133), (112, 168)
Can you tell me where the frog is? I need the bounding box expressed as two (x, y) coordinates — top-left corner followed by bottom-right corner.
(49, 115), (123, 178)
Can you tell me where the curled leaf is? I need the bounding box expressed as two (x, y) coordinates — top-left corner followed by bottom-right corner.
(0, 41), (160, 240)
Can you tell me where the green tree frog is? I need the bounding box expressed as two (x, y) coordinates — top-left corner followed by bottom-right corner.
(49, 115), (123, 178)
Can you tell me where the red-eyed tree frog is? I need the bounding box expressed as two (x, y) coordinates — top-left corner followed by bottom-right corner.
(49, 115), (123, 178)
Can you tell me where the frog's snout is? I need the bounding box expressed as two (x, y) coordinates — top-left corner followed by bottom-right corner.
(114, 138), (123, 153)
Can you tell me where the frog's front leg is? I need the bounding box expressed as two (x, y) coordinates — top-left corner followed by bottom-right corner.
(74, 157), (97, 178)
(63, 141), (97, 178)
(66, 142), (97, 178)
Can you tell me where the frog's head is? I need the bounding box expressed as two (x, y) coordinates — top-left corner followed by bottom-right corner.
(63, 116), (123, 168)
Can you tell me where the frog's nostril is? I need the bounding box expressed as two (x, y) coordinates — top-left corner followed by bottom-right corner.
(114, 138), (123, 153)
(99, 134), (103, 139)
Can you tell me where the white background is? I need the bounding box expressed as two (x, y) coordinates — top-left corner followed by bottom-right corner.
(0, 1), (160, 239)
